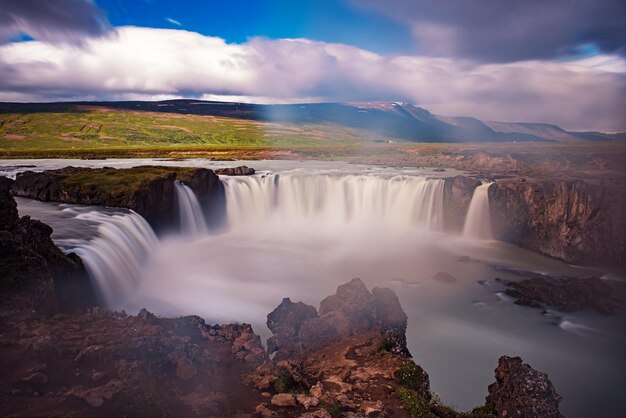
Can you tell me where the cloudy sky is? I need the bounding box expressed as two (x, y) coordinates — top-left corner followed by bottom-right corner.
(0, 0), (624, 131)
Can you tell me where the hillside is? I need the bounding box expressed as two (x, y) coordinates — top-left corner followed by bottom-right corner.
(0, 101), (622, 158)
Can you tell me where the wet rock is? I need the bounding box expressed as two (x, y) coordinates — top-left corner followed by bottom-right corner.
(486, 356), (562, 418)
(432, 272), (457, 283)
(271, 393), (296, 407)
(1, 176), (92, 312)
(443, 176), (482, 232)
(214, 166), (256, 176)
(503, 273), (619, 315)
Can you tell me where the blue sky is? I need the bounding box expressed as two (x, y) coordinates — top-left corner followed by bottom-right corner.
(98, 0), (412, 53)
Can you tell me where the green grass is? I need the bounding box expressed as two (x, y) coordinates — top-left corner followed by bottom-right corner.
(0, 107), (377, 153)
(59, 166), (197, 200)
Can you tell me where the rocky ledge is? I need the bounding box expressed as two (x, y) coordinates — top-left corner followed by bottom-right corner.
(246, 278), (563, 418)
(498, 271), (621, 315)
(10, 166), (225, 232)
(0, 177), (94, 312)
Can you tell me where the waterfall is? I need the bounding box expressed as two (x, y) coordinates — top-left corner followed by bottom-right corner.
(72, 210), (159, 306)
(222, 173), (444, 230)
(174, 180), (208, 235)
(463, 182), (494, 240)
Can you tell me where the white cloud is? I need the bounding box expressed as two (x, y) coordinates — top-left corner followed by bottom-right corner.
(0, 26), (624, 131)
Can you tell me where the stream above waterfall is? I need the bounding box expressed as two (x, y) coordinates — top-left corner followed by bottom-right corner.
(6, 159), (626, 418)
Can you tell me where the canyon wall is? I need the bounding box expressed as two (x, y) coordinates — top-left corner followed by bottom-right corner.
(490, 179), (626, 268)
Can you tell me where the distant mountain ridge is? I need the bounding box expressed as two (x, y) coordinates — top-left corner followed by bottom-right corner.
(0, 100), (622, 143)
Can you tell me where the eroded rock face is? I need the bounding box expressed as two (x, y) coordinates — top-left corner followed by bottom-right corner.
(486, 356), (563, 418)
(10, 166), (225, 232)
(443, 175), (482, 232)
(0, 177), (93, 312)
(490, 178), (626, 267)
(267, 278), (409, 360)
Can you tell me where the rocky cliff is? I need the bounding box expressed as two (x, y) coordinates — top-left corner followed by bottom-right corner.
(0, 177), (94, 312)
(10, 166), (225, 232)
(441, 174), (626, 267)
(490, 179), (626, 267)
(442, 176), (482, 231)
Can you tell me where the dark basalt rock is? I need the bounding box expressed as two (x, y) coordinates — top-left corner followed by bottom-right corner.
(504, 274), (619, 315)
(0, 176), (95, 312)
(486, 356), (563, 418)
(10, 166), (225, 233)
(214, 165), (256, 176)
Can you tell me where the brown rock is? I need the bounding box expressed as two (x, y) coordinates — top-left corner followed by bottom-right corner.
(296, 393), (320, 409)
(486, 356), (563, 418)
(175, 356), (196, 381)
(271, 393), (296, 407)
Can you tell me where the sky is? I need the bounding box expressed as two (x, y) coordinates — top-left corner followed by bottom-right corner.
(0, 0), (624, 131)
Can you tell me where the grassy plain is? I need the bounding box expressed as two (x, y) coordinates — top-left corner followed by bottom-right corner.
(1, 105), (625, 180)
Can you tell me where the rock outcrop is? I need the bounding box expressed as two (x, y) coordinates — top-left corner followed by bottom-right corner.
(502, 272), (619, 315)
(0, 308), (266, 417)
(214, 165), (256, 176)
(10, 166), (225, 232)
(490, 178), (626, 267)
(486, 356), (563, 418)
(266, 278), (410, 360)
(0, 177), (94, 312)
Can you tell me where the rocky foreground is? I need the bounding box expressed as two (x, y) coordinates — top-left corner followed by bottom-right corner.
(1, 180), (566, 417)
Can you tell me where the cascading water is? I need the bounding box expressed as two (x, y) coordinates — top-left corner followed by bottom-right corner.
(462, 182), (494, 240)
(174, 180), (208, 235)
(71, 210), (159, 306)
(222, 173), (445, 230)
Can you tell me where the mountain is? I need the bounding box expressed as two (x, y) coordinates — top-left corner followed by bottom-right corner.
(0, 100), (621, 143)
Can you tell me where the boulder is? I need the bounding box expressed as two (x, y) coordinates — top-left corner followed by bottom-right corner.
(486, 356), (563, 418)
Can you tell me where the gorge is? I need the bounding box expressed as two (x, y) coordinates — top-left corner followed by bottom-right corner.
(1, 158), (625, 417)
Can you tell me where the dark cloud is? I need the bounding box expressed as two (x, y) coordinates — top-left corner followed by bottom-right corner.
(0, 0), (111, 42)
(351, 0), (626, 62)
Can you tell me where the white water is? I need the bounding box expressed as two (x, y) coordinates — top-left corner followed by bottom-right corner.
(71, 210), (159, 305)
(463, 182), (494, 240)
(174, 180), (208, 235)
(223, 173), (444, 230)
